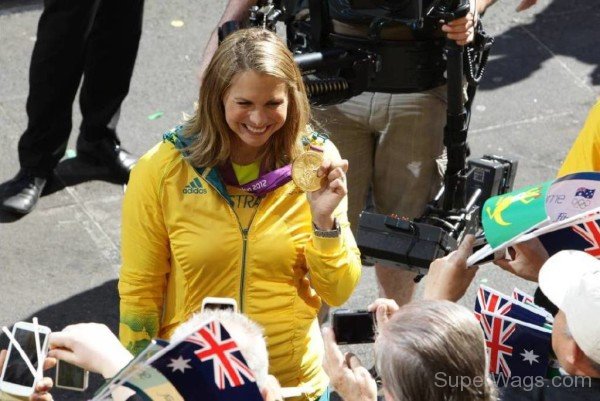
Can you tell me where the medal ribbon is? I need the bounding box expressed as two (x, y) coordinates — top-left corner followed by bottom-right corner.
(220, 161), (292, 197)
(220, 132), (328, 196)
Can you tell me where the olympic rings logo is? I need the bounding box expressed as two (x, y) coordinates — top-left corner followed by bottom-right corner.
(571, 197), (591, 209)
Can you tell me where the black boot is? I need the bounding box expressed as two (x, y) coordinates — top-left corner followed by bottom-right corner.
(76, 136), (137, 183)
(0, 170), (47, 215)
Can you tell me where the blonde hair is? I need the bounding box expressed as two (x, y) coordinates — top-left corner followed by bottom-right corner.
(185, 28), (309, 170)
(375, 300), (497, 401)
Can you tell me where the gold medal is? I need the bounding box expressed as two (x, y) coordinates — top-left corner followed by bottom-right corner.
(292, 151), (325, 192)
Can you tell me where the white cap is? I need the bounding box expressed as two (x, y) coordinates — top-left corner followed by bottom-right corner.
(539, 250), (600, 364)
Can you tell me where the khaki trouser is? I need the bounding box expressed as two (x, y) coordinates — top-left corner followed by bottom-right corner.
(312, 86), (447, 230)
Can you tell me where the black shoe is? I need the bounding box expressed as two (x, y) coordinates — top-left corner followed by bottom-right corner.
(0, 170), (47, 215)
(76, 136), (137, 183)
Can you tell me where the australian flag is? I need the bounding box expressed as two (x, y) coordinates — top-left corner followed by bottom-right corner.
(149, 320), (263, 401)
(575, 187), (596, 199)
(540, 218), (600, 258)
(474, 285), (549, 326)
(479, 311), (551, 385)
(512, 288), (534, 305)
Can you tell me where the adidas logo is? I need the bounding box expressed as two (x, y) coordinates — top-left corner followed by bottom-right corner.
(183, 177), (207, 194)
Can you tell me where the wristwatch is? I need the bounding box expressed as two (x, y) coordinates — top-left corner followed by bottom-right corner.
(313, 219), (341, 238)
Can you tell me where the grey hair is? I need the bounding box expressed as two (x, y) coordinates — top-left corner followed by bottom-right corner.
(171, 310), (269, 389)
(375, 300), (497, 401)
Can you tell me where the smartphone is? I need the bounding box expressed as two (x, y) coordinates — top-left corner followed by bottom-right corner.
(201, 297), (238, 313)
(55, 360), (89, 391)
(332, 309), (376, 345)
(0, 322), (51, 397)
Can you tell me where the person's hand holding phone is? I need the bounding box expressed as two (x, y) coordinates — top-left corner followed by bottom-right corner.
(367, 298), (399, 327)
(321, 327), (377, 401)
(48, 323), (133, 379)
(0, 350), (55, 401)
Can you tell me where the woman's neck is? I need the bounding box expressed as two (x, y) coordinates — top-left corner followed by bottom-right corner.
(230, 145), (262, 165)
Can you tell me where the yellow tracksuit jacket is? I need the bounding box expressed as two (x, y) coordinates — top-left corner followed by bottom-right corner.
(558, 100), (600, 176)
(118, 127), (362, 400)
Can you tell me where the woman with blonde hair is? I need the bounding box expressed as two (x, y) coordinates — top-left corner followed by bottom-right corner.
(118, 28), (361, 401)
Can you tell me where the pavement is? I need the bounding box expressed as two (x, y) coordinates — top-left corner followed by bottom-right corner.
(0, 0), (598, 399)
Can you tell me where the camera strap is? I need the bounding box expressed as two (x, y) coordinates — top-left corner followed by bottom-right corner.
(463, 21), (494, 111)
(308, 0), (330, 50)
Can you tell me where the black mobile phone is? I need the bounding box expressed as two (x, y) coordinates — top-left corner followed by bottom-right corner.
(332, 309), (376, 345)
(55, 360), (89, 391)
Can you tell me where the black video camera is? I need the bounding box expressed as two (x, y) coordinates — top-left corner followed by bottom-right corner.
(356, 155), (517, 274)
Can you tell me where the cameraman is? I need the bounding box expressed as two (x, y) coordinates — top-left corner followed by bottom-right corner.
(198, 0), (536, 308)
(305, 0), (537, 307)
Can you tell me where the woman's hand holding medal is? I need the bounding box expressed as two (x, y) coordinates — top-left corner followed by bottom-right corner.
(306, 157), (349, 230)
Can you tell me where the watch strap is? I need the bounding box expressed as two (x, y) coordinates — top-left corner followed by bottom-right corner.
(313, 219), (341, 238)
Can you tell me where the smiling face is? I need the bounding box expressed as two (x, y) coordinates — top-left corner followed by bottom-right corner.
(223, 70), (289, 164)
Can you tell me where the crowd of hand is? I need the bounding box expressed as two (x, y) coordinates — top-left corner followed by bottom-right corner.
(0, 233), (558, 401)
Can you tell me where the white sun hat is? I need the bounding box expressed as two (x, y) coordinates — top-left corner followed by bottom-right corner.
(539, 250), (600, 364)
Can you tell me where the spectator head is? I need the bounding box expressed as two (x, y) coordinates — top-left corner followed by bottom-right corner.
(374, 300), (496, 401)
(186, 27), (309, 170)
(171, 310), (270, 389)
(539, 250), (600, 377)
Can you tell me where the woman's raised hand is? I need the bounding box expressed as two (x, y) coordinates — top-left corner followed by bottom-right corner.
(307, 157), (349, 230)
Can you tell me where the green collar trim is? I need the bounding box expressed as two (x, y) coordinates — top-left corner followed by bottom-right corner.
(162, 125), (232, 205)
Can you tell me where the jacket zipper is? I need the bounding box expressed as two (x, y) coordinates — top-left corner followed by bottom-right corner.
(238, 211), (259, 312)
(200, 174), (259, 313)
(240, 228), (249, 312)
